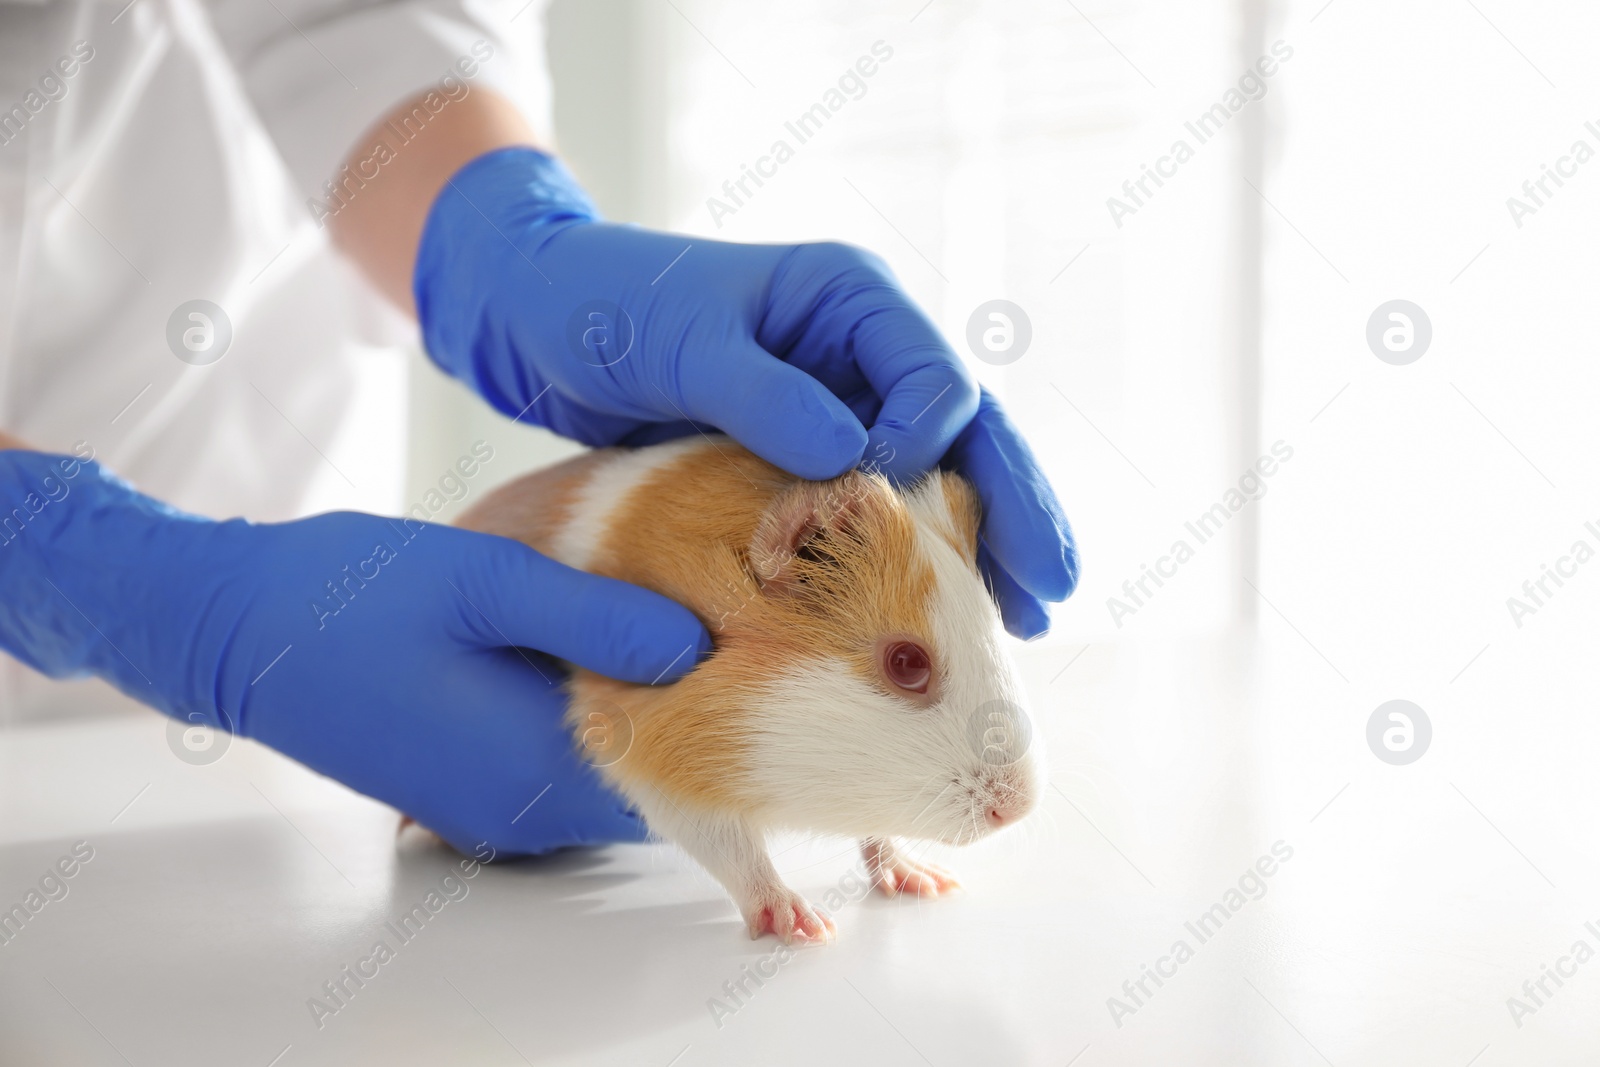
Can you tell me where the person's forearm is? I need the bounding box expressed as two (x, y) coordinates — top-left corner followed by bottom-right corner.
(328, 87), (540, 315)
(0, 430), (27, 451)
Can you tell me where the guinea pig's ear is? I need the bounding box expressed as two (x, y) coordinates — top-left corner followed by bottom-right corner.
(748, 472), (873, 595)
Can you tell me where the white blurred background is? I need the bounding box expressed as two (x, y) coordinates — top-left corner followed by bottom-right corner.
(415, 0), (1257, 643)
(8, 1), (1600, 1064)
(402, 2), (1600, 1060)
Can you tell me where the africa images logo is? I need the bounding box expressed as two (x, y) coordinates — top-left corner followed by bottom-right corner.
(166, 300), (233, 366)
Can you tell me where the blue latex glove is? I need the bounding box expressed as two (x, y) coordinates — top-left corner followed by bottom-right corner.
(414, 147), (1077, 638)
(0, 450), (710, 855)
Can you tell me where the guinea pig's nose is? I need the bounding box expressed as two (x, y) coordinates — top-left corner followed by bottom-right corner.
(984, 784), (1034, 828)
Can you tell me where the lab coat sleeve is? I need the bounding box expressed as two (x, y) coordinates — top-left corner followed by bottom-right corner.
(210, 0), (553, 210)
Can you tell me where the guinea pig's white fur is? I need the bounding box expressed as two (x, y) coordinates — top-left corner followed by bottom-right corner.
(458, 436), (1041, 944)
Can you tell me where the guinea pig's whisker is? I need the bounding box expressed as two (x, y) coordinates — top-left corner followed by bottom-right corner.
(904, 796), (952, 836)
(1051, 767), (1106, 804)
(963, 799), (983, 845)
(1031, 806), (1061, 845)
(901, 834), (943, 868)
(895, 778), (959, 840)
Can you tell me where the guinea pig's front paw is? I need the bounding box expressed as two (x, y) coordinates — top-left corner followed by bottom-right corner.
(739, 883), (837, 945)
(861, 837), (962, 898)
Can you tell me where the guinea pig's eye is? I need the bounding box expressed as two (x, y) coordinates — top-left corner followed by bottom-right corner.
(883, 640), (932, 695)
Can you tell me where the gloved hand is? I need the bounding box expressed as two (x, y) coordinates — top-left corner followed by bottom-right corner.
(414, 147), (1077, 638)
(0, 450), (709, 855)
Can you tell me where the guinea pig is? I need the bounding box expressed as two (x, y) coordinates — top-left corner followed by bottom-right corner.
(457, 436), (1041, 944)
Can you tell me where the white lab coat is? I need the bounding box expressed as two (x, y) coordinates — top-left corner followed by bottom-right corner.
(0, 0), (551, 713)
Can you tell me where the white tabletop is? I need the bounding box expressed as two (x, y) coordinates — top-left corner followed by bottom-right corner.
(2, 633), (1595, 1066)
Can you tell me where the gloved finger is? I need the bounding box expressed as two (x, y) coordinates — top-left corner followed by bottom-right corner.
(677, 342), (868, 480)
(617, 397), (888, 453)
(846, 298), (980, 484)
(431, 769), (649, 858)
(480, 785), (650, 857)
(512, 772), (651, 853)
(980, 541), (1052, 640)
(392, 650), (652, 858)
(762, 243), (977, 482)
(948, 389), (1078, 602)
(447, 531), (712, 684)
(495, 661), (653, 852)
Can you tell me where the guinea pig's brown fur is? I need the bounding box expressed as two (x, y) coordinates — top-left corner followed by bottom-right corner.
(458, 436), (1036, 943)
(463, 441), (962, 807)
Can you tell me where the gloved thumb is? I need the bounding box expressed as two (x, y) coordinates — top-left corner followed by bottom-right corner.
(449, 532), (711, 684)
